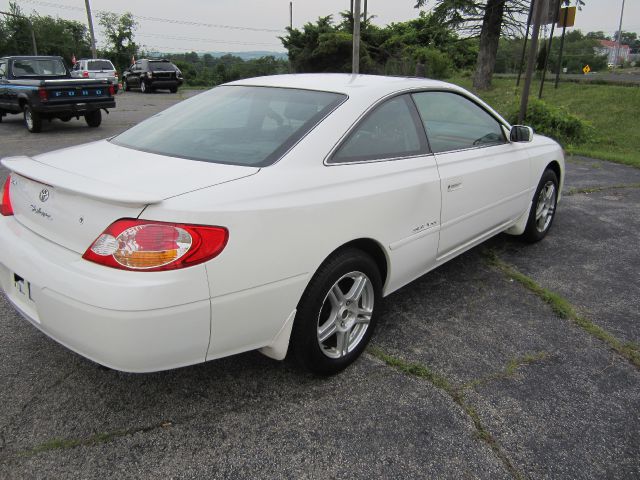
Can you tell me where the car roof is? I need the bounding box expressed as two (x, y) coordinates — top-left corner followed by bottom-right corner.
(3, 56), (64, 60)
(226, 73), (457, 99)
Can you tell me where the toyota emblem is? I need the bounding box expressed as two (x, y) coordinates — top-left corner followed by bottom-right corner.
(39, 188), (50, 202)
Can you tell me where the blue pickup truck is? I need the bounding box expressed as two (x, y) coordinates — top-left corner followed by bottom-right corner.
(0, 55), (116, 133)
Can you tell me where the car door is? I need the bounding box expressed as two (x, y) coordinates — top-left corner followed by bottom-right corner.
(327, 94), (442, 291)
(412, 91), (530, 261)
(130, 61), (143, 86)
(0, 60), (7, 109)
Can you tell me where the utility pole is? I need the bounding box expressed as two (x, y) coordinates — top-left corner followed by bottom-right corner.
(364, 0), (368, 26)
(352, 0), (361, 74)
(553, 7), (569, 88)
(516, 0), (535, 87)
(289, 2), (293, 30)
(518, 0), (544, 124)
(84, 0), (97, 59)
(613, 0), (626, 70)
(1, 11), (37, 55)
(539, 0), (560, 98)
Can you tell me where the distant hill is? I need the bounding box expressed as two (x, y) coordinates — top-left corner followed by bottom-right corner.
(146, 50), (289, 60)
(205, 51), (288, 60)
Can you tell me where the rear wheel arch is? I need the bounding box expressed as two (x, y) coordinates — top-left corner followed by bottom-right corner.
(325, 238), (389, 291)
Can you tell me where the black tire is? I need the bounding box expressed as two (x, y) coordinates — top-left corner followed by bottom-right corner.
(23, 104), (42, 133)
(85, 110), (102, 128)
(290, 248), (382, 375)
(520, 168), (559, 243)
(59, 116), (72, 122)
(140, 80), (149, 93)
(170, 86), (178, 93)
(123, 79), (130, 92)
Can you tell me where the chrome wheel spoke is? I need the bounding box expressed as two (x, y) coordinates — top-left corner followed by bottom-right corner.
(355, 306), (373, 324)
(336, 330), (351, 356)
(346, 274), (367, 302)
(330, 284), (346, 306)
(318, 322), (337, 343)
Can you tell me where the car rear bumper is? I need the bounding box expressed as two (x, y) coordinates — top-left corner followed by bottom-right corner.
(150, 80), (183, 88)
(33, 100), (116, 114)
(0, 216), (211, 373)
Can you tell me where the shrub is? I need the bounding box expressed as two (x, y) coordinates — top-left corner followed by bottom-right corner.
(411, 47), (453, 79)
(509, 99), (594, 146)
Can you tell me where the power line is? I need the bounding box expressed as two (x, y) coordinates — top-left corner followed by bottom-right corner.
(17, 0), (286, 33)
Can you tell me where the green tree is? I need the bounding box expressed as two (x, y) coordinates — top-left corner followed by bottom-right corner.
(98, 11), (137, 73)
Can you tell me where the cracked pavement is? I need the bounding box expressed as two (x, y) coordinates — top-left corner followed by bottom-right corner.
(1, 93), (639, 479)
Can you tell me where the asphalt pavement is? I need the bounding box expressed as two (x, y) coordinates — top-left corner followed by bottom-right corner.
(0, 91), (638, 479)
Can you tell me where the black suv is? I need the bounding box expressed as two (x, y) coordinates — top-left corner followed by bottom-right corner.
(122, 59), (183, 94)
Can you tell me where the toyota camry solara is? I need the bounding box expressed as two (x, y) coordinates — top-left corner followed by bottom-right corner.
(0, 74), (564, 375)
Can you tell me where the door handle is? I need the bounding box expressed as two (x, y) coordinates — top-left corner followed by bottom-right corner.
(447, 181), (463, 192)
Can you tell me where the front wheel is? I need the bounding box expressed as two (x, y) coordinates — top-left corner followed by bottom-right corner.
(140, 80), (149, 93)
(85, 110), (102, 128)
(290, 248), (382, 375)
(520, 169), (559, 243)
(23, 105), (42, 133)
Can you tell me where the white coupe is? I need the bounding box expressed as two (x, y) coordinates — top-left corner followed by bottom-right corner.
(0, 74), (564, 375)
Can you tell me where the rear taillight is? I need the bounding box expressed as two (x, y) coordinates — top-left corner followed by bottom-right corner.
(1, 175), (14, 216)
(82, 70), (89, 78)
(82, 219), (228, 271)
(38, 87), (48, 102)
(108, 84), (115, 95)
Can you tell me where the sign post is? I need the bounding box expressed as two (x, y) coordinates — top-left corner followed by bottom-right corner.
(554, 6), (576, 89)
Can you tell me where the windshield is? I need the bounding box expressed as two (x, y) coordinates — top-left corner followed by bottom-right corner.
(87, 60), (114, 71)
(149, 61), (177, 71)
(111, 86), (346, 167)
(12, 58), (67, 77)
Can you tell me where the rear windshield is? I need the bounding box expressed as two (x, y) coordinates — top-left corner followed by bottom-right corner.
(12, 58), (66, 77)
(149, 61), (177, 71)
(111, 86), (346, 167)
(87, 60), (114, 71)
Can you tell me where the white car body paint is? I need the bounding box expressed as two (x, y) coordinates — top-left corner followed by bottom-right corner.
(0, 74), (564, 372)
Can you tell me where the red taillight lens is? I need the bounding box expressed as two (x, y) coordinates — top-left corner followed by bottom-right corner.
(82, 70), (89, 78)
(108, 84), (115, 95)
(82, 219), (228, 271)
(1, 176), (14, 216)
(38, 87), (48, 102)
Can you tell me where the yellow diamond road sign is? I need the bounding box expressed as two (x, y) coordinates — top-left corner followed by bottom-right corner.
(583, 65), (591, 74)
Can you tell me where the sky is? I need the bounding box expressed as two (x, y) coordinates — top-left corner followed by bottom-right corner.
(3, 0), (639, 53)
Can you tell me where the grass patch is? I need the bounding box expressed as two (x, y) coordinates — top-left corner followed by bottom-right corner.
(368, 346), (523, 479)
(449, 77), (640, 168)
(485, 251), (640, 369)
(565, 183), (640, 196)
(462, 352), (548, 391)
(18, 423), (167, 457)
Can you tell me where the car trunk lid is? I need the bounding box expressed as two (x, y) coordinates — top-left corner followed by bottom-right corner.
(2, 142), (259, 253)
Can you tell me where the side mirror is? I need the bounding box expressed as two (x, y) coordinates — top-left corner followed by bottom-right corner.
(510, 125), (534, 143)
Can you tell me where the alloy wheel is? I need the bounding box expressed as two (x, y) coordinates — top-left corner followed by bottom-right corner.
(316, 271), (374, 359)
(535, 180), (556, 233)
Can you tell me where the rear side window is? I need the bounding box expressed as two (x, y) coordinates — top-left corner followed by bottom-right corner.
(412, 91), (506, 153)
(149, 61), (177, 71)
(0, 62), (6, 78)
(112, 86), (346, 167)
(87, 60), (114, 71)
(330, 95), (427, 163)
(11, 58), (67, 77)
